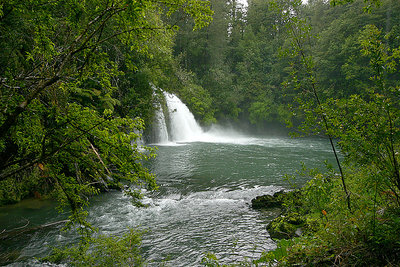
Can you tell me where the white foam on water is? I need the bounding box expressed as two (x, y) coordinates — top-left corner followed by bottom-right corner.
(133, 185), (284, 217)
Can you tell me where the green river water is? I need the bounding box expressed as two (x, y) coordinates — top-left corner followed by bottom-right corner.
(0, 135), (335, 266)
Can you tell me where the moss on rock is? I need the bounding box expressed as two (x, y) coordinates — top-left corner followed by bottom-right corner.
(251, 189), (316, 239)
(251, 190), (285, 209)
(267, 212), (306, 239)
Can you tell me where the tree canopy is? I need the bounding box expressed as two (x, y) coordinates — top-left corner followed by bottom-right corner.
(0, 0), (213, 229)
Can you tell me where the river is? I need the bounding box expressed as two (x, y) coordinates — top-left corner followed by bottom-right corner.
(1, 135), (335, 266)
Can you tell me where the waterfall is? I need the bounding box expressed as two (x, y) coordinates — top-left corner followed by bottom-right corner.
(152, 91), (244, 144)
(151, 91), (204, 144)
(163, 92), (203, 142)
(150, 91), (251, 144)
(153, 102), (170, 143)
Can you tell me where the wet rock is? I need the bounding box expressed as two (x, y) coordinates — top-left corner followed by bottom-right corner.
(252, 189), (312, 239)
(251, 190), (285, 209)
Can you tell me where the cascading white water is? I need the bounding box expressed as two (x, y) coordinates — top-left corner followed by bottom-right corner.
(153, 91), (245, 144)
(163, 92), (203, 142)
(153, 103), (169, 143)
(151, 91), (247, 144)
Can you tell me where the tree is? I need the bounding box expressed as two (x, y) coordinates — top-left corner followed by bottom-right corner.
(0, 0), (212, 140)
(0, 0), (213, 235)
(258, 0), (400, 265)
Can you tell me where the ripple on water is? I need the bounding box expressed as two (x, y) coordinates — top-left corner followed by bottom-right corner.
(3, 137), (335, 266)
(83, 185), (282, 266)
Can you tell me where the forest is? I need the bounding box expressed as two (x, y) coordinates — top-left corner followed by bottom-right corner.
(1, 0), (399, 265)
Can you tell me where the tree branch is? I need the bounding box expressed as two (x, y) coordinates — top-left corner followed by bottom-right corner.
(0, 117), (109, 181)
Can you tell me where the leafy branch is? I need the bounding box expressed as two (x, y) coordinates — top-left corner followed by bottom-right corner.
(273, 0), (352, 212)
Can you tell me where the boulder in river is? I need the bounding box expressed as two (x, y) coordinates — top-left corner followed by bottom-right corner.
(251, 189), (313, 239)
(251, 190), (285, 209)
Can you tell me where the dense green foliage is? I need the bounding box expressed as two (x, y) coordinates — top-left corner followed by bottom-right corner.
(0, 0), (212, 264)
(1, 0), (400, 265)
(174, 0), (400, 130)
(261, 0), (399, 265)
(43, 228), (145, 266)
(0, 0), (212, 203)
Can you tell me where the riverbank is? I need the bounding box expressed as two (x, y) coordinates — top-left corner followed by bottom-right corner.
(251, 172), (400, 266)
(251, 189), (317, 240)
